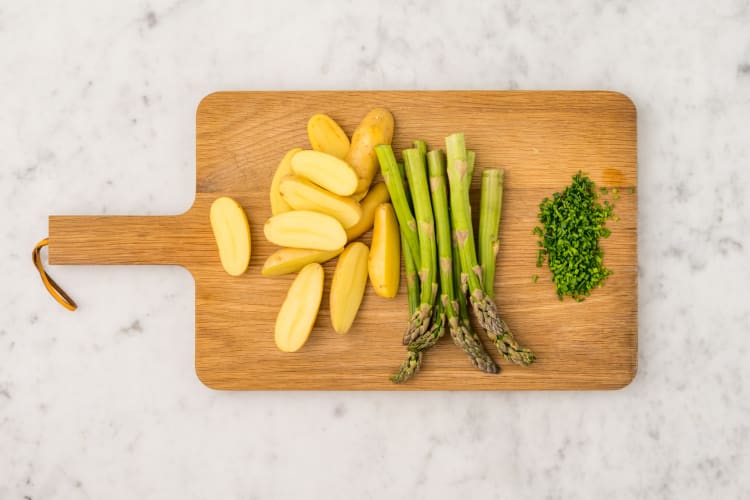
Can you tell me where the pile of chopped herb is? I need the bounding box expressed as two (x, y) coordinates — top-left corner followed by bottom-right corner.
(533, 172), (614, 301)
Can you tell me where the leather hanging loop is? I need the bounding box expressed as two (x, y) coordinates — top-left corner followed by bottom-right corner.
(32, 238), (77, 311)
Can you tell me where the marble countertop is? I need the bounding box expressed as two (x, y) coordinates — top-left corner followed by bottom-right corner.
(2, 0), (749, 498)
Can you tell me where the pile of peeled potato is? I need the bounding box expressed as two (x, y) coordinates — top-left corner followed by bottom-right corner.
(263, 109), (401, 352)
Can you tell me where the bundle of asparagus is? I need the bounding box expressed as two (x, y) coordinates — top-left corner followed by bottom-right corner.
(376, 133), (535, 383)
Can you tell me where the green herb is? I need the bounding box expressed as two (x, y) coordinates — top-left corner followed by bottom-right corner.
(600, 187), (608, 194)
(628, 187), (635, 194)
(534, 171), (614, 301)
(611, 188), (618, 194)
(532, 274), (538, 283)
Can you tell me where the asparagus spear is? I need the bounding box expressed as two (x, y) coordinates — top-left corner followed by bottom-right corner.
(397, 161), (409, 204)
(465, 149), (476, 258)
(404, 150), (449, 351)
(391, 147), (433, 383)
(402, 147), (437, 345)
(452, 230), (499, 373)
(390, 350), (423, 384)
(445, 133), (535, 366)
(401, 228), (419, 319)
(397, 159), (420, 315)
(390, 234), (424, 384)
(479, 169), (504, 297)
(376, 145), (420, 271)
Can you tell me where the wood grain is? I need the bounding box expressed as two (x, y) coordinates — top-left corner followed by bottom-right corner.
(48, 91), (638, 390)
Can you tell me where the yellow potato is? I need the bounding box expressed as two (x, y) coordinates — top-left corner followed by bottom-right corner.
(262, 247), (343, 277)
(345, 108), (394, 199)
(329, 242), (369, 334)
(345, 182), (390, 241)
(368, 203), (400, 298)
(270, 148), (302, 215)
(290, 150), (358, 197)
(274, 263), (324, 352)
(307, 114), (350, 159)
(209, 197), (251, 276)
(280, 176), (362, 229)
(263, 210), (346, 251)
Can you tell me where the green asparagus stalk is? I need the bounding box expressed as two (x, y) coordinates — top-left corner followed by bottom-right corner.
(397, 159), (419, 315)
(466, 149), (476, 250)
(452, 230), (499, 373)
(376, 145), (421, 271)
(446, 133), (535, 366)
(391, 145), (436, 383)
(397, 161), (410, 205)
(391, 234), (424, 384)
(401, 228), (419, 316)
(402, 147), (437, 344)
(426, 151), (453, 307)
(479, 169), (504, 297)
(413, 139), (427, 157)
(406, 149), (452, 352)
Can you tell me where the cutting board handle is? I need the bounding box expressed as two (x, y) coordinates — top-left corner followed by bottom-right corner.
(47, 214), (198, 266)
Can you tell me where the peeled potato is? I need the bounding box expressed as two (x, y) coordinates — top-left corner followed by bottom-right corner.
(263, 210), (346, 251)
(330, 242), (369, 334)
(345, 182), (390, 241)
(290, 150), (358, 196)
(274, 263), (324, 352)
(270, 148), (302, 215)
(368, 203), (400, 298)
(262, 247), (343, 276)
(210, 197), (251, 276)
(307, 114), (350, 159)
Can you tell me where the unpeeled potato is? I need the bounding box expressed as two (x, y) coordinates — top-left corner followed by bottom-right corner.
(346, 108), (394, 199)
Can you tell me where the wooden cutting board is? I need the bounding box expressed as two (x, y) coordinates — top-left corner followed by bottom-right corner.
(48, 91), (637, 390)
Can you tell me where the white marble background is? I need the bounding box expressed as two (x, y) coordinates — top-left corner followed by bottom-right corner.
(1, 0), (749, 498)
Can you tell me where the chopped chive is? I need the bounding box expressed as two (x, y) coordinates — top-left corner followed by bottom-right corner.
(534, 171), (615, 301)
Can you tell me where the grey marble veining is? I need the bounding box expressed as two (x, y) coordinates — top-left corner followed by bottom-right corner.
(1, 0), (749, 498)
